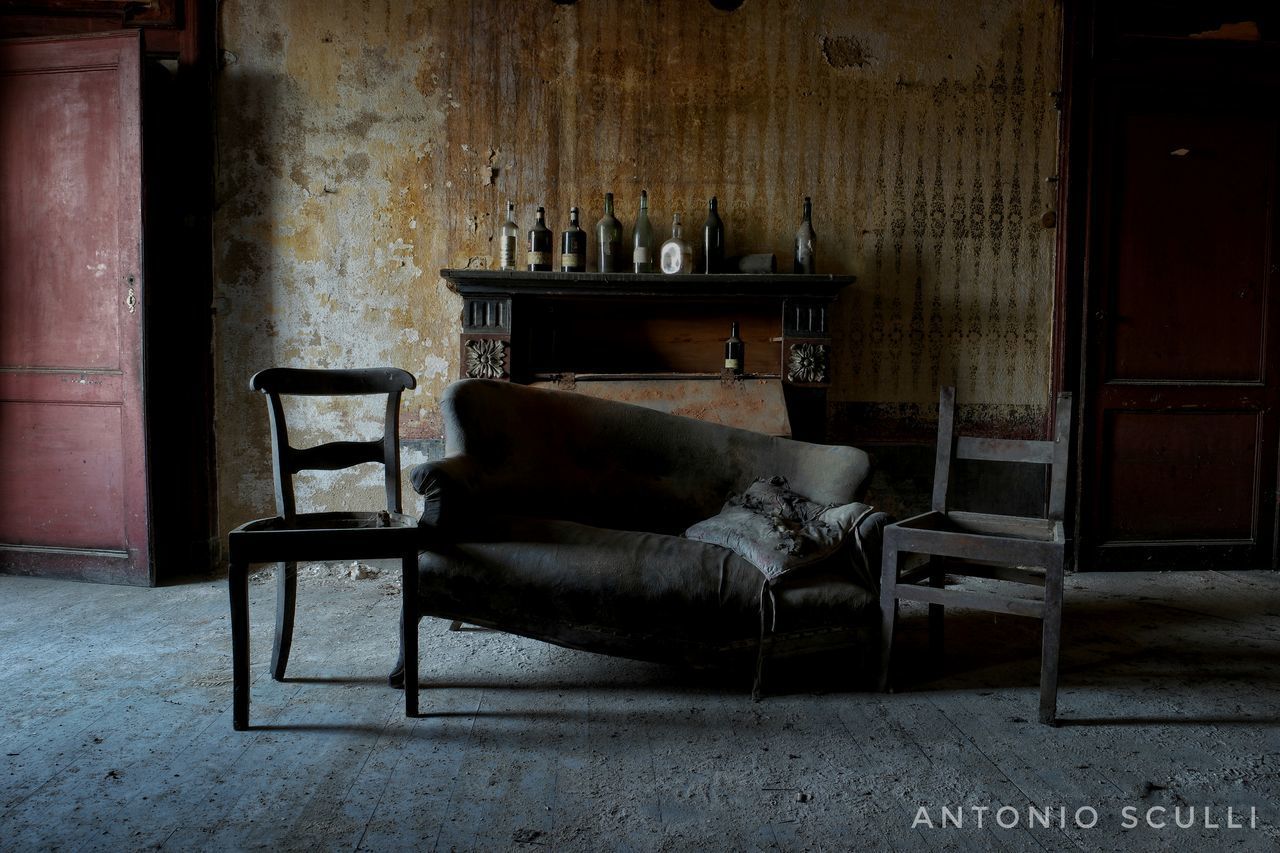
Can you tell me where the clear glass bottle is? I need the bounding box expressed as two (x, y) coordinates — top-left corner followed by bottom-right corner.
(793, 196), (816, 274)
(702, 196), (724, 274)
(560, 206), (586, 273)
(659, 213), (693, 275)
(724, 321), (744, 376)
(498, 200), (519, 270)
(596, 192), (623, 273)
(633, 190), (654, 273)
(527, 206), (552, 272)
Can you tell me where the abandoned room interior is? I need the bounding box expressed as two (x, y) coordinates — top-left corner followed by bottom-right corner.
(2, 0), (1279, 850)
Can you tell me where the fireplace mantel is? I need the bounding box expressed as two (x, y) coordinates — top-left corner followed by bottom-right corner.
(441, 269), (855, 440)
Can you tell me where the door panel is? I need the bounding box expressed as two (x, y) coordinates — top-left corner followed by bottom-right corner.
(0, 32), (150, 584)
(1084, 85), (1279, 569)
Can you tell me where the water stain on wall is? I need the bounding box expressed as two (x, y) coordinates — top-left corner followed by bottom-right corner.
(214, 0), (1061, 533)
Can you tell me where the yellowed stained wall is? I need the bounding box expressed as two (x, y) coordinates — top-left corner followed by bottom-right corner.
(213, 0), (1062, 530)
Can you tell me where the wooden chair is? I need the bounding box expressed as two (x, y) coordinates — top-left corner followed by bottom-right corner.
(227, 367), (420, 730)
(878, 386), (1072, 725)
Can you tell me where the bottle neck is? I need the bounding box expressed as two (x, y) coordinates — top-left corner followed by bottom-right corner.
(535, 208), (546, 225)
(709, 196), (718, 212)
(604, 194), (614, 215)
(640, 191), (648, 212)
(671, 214), (682, 238)
(730, 322), (739, 337)
(803, 198), (812, 223)
(569, 208), (579, 228)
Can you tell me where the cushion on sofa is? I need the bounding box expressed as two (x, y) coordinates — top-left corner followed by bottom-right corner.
(684, 476), (877, 584)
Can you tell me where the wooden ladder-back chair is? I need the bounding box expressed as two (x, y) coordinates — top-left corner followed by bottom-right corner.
(227, 367), (420, 730)
(878, 386), (1073, 725)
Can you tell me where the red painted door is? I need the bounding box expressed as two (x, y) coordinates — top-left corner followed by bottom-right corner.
(0, 32), (152, 584)
(1082, 84), (1280, 569)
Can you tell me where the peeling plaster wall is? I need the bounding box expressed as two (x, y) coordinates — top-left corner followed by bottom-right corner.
(213, 0), (1062, 532)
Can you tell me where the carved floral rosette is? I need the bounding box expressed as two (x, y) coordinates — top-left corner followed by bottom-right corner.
(465, 338), (507, 380)
(787, 342), (829, 385)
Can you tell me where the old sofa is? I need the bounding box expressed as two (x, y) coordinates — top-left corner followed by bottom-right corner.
(393, 379), (890, 694)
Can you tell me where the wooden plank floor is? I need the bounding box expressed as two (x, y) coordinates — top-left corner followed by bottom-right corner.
(1, 566), (1277, 851)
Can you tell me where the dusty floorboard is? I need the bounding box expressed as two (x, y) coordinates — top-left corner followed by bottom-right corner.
(1, 566), (1277, 851)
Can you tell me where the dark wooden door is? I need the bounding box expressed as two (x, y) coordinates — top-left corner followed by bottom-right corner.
(1082, 84), (1280, 569)
(0, 32), (152, 584)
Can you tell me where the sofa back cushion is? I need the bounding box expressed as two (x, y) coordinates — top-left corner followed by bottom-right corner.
(440, 379), (871, 535)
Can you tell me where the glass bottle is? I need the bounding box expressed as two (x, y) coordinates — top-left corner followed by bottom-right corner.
(794, 196), (816, 274)
(498, 200), (518, 271)
(527, 206), (552, 272)
(633, 190), (654, 273)
(560, 206), (586, 272)
(659, 213), (693, 275)
(724, 321), (744, 376)
(702, 196), (724, 274)
(596, 192), (623, 273)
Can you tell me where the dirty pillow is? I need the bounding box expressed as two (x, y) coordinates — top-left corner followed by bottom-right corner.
(684, 476), (875, 584)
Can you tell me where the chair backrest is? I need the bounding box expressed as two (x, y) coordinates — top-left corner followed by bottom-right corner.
(249, 367), (417, 520)
(931, 386), (1073, 520)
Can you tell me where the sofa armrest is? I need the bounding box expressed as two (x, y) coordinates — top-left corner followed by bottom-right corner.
(410, 455), (483, 530)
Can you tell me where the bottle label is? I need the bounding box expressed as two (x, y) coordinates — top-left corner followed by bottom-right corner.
(561, 253), (581, 268)
(633, 246), (650, 264)
(527, 251), (549, 266)
(725, 358), (740, 370)
(500, 236), (516, 269)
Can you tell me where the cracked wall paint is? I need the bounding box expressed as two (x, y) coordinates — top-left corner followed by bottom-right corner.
(213, 0), (1061, 533)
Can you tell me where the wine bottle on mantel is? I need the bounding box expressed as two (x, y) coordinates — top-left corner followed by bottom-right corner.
(560, 206), (586, 272)
(527, 206), (552, 272)
(794, 196), (816, 274)
(702, 196), (724, 274)
(724, 321), (744, 377)
(633, 190), (654, 273)
(596, 192), (623, 273)
(659, 213), (693, 274)
(498, 200), (518, 271)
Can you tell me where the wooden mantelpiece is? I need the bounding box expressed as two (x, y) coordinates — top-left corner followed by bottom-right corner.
(441, 269), (855, 440)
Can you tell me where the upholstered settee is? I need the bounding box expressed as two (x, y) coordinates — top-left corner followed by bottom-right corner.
(393, 379), (891, 695)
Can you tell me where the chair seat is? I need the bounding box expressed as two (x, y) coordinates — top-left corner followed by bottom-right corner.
(229, 511), (420, 565)
(893, 510), (1061, 541)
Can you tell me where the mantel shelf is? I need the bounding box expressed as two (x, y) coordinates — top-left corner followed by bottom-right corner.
(441, 269), (855, 299)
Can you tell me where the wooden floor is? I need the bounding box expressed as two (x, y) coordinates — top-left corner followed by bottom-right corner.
(1, 566), (1277, 851)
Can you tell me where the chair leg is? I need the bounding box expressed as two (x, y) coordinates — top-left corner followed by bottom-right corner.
(401, 553), (420, 717)
(229, 560), (250, 731)
(1039, 553), (1065, 726)
(270, 561), (297, 681)
(877, 542), (900, 692)
(928, 558), (945, 669)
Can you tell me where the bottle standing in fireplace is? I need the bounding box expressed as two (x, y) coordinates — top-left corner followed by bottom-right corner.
(633, 190), (654, 273)
(724, 321), (744, 377)
(794, 196), (816, 274)
(498, 200), (519, 270)
(702, 196), (724, 274)
(527, 206), (552, 272)
(596, 192), (623, 273)
(561, 206), (586, 272)
(659, 213), (693, 275)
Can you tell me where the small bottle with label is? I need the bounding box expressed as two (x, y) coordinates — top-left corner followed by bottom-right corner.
(659, 213), (693, 275)
(527, 206), (552, 272)
(596, 192), (623, 272)
(498, 200), (518, 270)
(560, 207), (586, 272)
(793, 196), (816, 274)
(724, 321), (744, 377)
(633, 190), (654, 273)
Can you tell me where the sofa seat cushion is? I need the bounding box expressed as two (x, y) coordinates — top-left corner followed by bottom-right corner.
(418, 516), (877, 666)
